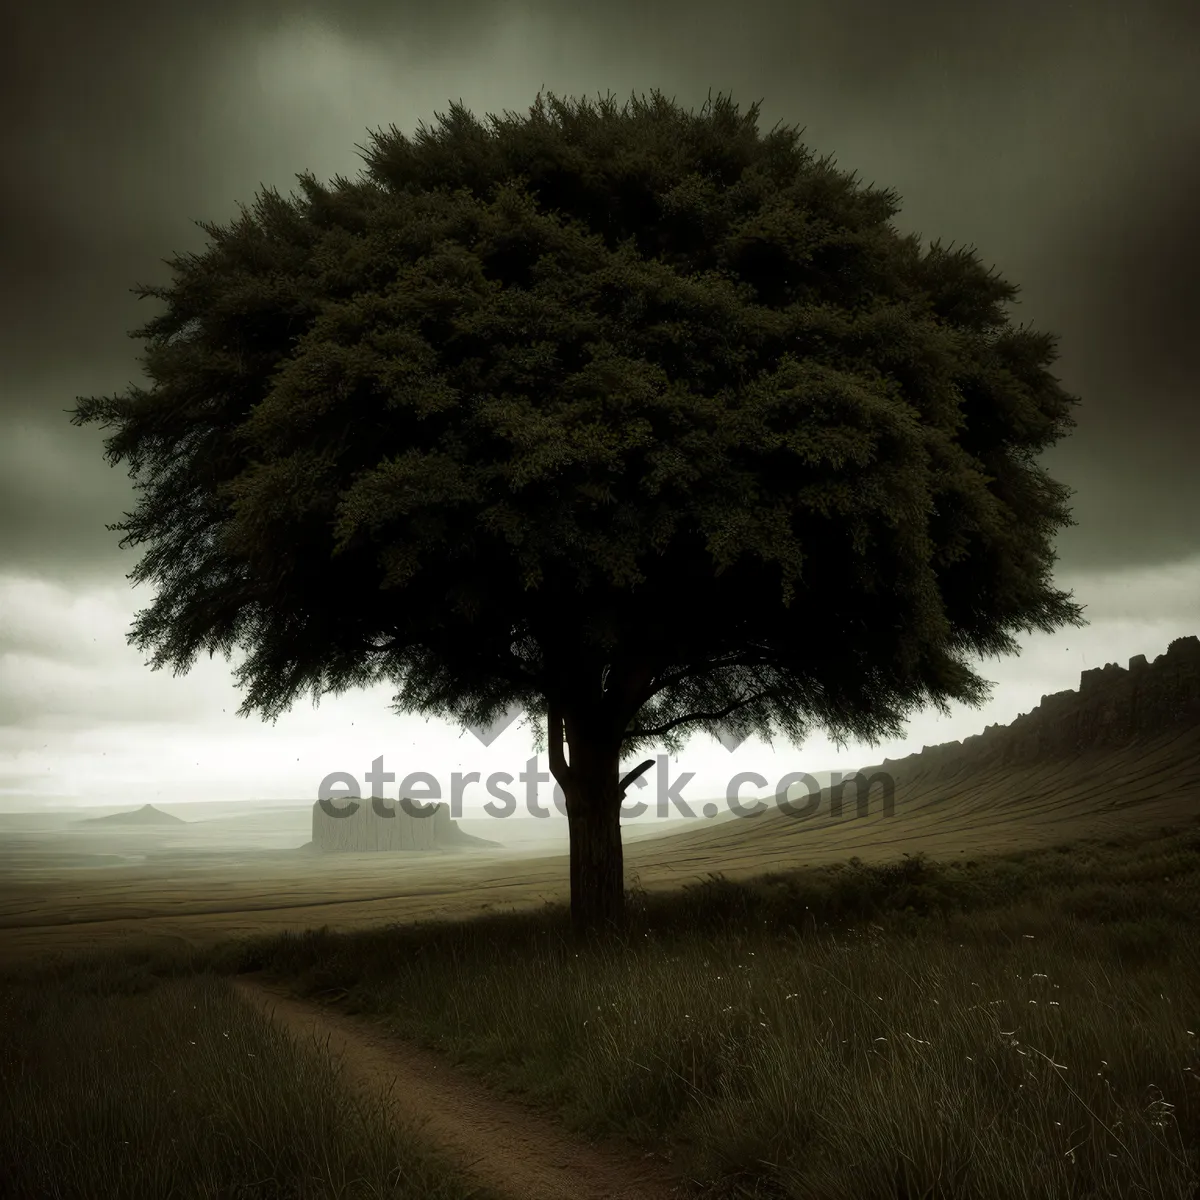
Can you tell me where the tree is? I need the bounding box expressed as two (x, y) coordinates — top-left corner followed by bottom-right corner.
(71, 88), (1085, 931)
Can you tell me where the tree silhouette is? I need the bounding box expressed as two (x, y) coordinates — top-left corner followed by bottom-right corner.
(71, 88), (1084, 930)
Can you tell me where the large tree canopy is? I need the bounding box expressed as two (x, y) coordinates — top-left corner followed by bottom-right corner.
(72, 88), (1084, 929)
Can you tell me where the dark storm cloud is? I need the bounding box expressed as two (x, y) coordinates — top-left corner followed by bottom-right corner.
(3, 0), (1198, 586)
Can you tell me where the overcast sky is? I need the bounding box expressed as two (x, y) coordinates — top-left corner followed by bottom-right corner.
(2, 0), (1198, 810)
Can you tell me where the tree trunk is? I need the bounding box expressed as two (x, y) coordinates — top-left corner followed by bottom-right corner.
(547, 697), (626, 932)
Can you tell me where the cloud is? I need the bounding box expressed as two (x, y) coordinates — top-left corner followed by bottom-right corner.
(4, 0), (1200, 582)
(0, 556), (1196, 804)
(2, 0), (1198, 804)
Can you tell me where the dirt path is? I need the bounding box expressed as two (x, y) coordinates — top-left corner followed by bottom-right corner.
(233, 978), (686, 1200)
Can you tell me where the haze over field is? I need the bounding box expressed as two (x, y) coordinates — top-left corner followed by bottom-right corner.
(2, 0), (1198, 816)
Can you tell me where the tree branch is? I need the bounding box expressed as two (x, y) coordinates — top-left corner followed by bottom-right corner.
(621, 687), (786, 743)
(635, 648), (771, 703)
(617, 758), (655, 796)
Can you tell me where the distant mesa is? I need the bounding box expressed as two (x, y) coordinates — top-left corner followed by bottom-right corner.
(78, 803), (186, 826)
(312, 796), (501, 853)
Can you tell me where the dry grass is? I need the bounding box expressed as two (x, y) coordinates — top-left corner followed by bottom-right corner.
(0, 964), (494, 1200)
(3, 733), (1198, 1197)
(222, 822), (1200, 1198)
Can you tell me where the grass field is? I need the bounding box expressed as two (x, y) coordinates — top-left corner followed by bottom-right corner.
(0, 964), (496, 1200)
(2, 726), (1198, 1196)
(4, 818), (1198, 1199)
(224, 822), (1200, 1199)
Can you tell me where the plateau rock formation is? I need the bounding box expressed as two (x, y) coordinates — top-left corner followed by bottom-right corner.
(311, 796), (500, 853)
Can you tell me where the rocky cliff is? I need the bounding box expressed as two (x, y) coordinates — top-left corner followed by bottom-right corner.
(866, 634), (1200, 782)
(311, 796), (500, 853)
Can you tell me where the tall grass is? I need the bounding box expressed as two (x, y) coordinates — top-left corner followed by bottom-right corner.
(230, 822), (1200, 1198)
(0, 965), (492, 1200)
